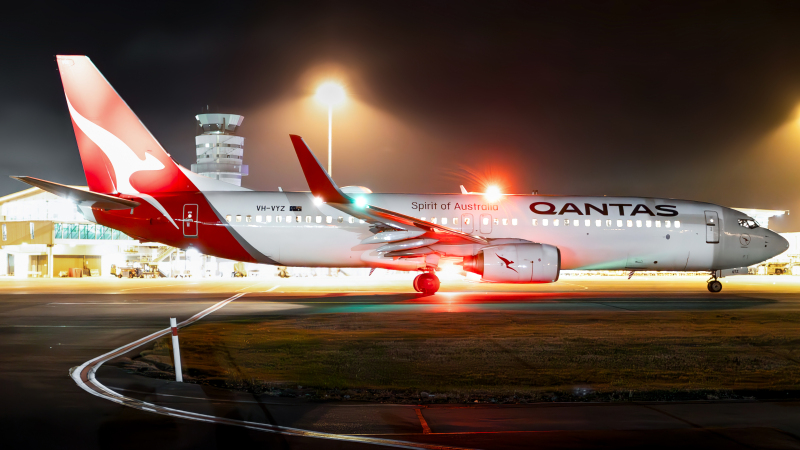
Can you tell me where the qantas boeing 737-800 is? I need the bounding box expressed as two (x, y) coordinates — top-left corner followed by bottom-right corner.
(13, 55), (789, 294)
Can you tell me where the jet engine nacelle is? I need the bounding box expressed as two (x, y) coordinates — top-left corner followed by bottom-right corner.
(463, 243), (561, 283)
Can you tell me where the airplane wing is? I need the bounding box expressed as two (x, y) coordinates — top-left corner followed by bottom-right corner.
(11, 176), (141, 210)
(289, 135), (488, 245)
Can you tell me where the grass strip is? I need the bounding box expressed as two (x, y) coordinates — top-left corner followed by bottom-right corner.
(129, 311), (800, 401)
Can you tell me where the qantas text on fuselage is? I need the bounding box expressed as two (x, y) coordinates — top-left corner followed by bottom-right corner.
(530, 202), (678, 216)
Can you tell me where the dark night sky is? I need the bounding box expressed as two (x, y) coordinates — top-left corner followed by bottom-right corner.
(5, 1), (800, 230)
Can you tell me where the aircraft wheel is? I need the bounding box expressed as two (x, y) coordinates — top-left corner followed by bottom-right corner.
(412, 274), (422, 292)
(417, 273), (440, 295)
(128, 272), (135, 279)
(707, 280), (722, 293)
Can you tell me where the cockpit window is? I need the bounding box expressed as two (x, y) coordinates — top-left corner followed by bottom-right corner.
(738, 218), (759, 229)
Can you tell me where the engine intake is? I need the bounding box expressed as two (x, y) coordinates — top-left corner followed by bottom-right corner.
(463, 243), (560, 283)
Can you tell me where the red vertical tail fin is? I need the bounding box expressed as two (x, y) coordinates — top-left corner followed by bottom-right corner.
(56, 55), (192, 195)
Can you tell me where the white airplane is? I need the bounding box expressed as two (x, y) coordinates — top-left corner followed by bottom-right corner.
(13, 55), (789, 294)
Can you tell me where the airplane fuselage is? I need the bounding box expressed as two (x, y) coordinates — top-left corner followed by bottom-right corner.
(89, 192), (785, 273)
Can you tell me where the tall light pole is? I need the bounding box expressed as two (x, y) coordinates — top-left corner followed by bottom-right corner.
(328, 106), (332, 175)
(315, 82), (346, 176)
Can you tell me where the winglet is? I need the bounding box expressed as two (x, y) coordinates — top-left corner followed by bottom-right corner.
(289, 135), (351, 204)
(460, 185), (468, 194)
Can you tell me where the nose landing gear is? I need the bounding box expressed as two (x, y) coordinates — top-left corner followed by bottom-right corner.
(413, 272), (440, 294)
(707, 272), (722, 293)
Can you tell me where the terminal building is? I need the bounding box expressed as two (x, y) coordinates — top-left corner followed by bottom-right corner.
(0, 186), (138, 277)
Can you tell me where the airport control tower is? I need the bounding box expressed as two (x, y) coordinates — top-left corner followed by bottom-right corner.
(190, 113), (249, 186)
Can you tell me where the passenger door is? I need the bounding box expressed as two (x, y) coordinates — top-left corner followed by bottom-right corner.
(704, 211), (719, 244)
(183, 204), (198, 237)
(480, 214), (492, 234)
(461, 213), (474, 233)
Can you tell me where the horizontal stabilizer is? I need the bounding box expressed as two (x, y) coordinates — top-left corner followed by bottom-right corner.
(11, 176), (140, 210)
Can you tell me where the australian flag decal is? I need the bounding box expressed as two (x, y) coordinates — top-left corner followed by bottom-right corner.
(290, 206), (302, 212)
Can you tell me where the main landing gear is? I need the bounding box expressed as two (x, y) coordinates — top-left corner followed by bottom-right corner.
(413, 272), (440, 295)
(707, 272), (722, 293)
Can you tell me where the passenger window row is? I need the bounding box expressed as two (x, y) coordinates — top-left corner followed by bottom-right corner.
(420, 216), (681, 229)
(531, 218), (680, 228)
(423, 217), (522, 226)
(224, 215), (365, 224)
(223, 214), (680, 229)
(423, 217), (461, 225)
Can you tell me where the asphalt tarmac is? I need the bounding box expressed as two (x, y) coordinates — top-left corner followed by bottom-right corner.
(2, 274), (800, 449)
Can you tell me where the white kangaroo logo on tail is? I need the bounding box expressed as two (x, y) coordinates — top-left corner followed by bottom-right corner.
(66, 96), (178, 229)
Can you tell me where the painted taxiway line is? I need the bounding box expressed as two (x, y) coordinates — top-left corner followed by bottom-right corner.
(118, 284), (178, 292)
(49, 302), (218, 305)
(2, 325), (126, 328)
(236, 281), (267, 292)
(264, 285), (280, 292)
(69, 292), (470, 450)
(558, 281), (590, 290)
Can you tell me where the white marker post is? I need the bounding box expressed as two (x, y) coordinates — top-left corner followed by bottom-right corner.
(170, 318), (183, 382)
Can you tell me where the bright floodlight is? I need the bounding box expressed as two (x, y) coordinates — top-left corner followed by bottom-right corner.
(313, 196), (323, 206)
(485, 185), (503, 202)
(315, 82), (346, 107)
(355, 196), (368, 208)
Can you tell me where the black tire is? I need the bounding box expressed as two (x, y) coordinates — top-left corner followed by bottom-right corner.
(708, 280), (722, 293)
(418, 273), (441, 294)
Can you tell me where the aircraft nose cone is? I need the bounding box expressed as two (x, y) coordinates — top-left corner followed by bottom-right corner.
(769, 230), (789, 259)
